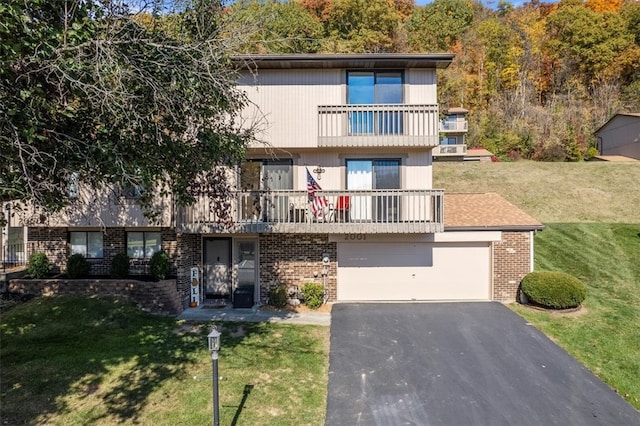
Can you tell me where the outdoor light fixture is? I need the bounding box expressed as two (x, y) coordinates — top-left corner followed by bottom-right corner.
(208, 327), (221, 352)
(208, 327), (221, 426)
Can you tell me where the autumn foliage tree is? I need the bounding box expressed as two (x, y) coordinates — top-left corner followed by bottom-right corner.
(0, 0), (257, 218)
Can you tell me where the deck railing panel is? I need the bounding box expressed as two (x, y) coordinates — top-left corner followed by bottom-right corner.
(433, 144), (467, 156)
(440, 120), (468, 132)
(318, 104), (440, 147)
(177, 189), (444, 234)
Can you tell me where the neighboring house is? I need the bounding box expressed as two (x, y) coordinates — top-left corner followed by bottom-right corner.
(595, 113), (640, 160)
(11, 54), (543, 308)
(433, 107), (494, 161)
(434, 107), (469, 160)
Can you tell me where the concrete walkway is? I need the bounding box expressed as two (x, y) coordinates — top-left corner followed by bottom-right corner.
(178, 305), (331, 326)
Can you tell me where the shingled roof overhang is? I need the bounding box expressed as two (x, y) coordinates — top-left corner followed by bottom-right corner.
(444, 193), (544, 232)
(232, 53), (455, 70)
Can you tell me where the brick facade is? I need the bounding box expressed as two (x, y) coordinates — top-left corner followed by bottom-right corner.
(23, 227), (534, 306)
(26, 227), (178, 277)
(175, 233), (202, 307)
(259, 234), (337, 304)
(492, 231), (532, 302)
(26, 227), (67, 273)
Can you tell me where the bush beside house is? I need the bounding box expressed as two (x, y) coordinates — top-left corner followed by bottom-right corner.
(521, 271), (587, 309)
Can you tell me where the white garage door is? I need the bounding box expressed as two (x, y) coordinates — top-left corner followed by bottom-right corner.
(337, 242), (491, 301)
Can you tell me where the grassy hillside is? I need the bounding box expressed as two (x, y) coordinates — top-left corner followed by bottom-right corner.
(437, 160), (640, 410)
(433, 161), (640, 223)
(512, 223), (640, 409)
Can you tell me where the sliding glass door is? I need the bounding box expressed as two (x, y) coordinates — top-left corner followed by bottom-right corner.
(346, 159), (400, 222)
(347, 71), (403, 135)
(239, 160), (292, 221)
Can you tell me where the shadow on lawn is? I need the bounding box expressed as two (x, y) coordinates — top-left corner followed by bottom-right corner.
(0, 297), (206, 424)
(231, 384), (254, 426)
(1, 297), (325, 424)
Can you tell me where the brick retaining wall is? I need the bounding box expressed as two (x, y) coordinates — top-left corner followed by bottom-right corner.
(8, 278), (183, 316)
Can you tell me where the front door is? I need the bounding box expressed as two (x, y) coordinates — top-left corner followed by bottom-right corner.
(203, 238), (232, 299)
(235, 240), (258, 307)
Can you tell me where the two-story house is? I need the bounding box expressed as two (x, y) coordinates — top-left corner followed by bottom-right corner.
(13, 54), (542, 309)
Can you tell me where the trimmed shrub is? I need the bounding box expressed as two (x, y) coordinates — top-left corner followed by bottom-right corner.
(66, 253), (90, 278)
(268, 283), (288, 308)
(27, 252), (51, 278)
(301, 282), (324, 310)
(521, 271), (587, 309)
(110, 252), (130, 279)
(149, 251), (170, 281)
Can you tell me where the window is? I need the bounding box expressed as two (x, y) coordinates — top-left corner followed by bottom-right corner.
(122, 183), (145, 199)
(347, 71), (403, 135)
(70, 231), (103, 258)
(346, 159), (400, 222)
(68, 172), (79, 199)
(239, 160), (293, 222)
(121, 167), (146, 199)
(440, 137), (457, 145)
(127, 231), (161, 258)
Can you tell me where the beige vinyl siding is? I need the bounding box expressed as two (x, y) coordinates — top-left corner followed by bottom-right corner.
(238, 68), (440, 149)
(404, 150), (433, 189)
(42, 188), (174, 227)
(239, 69), (343, 149)
(405, 69), (438, 104)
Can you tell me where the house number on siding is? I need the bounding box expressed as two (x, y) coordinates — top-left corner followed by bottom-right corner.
(345, 233), (366, 241)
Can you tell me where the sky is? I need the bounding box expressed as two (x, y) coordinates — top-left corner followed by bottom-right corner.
(415, 0), (558, 7)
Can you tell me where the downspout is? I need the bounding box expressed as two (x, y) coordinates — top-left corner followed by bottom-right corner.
(529, 231), (535, 272)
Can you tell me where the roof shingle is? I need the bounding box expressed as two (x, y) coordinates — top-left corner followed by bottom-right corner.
(445, 193), (543, 230)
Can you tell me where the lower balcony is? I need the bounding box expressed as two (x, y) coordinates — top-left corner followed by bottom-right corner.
(176, 189), (444, 234)
(433, 144), (467, 157)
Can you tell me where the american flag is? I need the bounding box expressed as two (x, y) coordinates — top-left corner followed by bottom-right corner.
(307, 168), (328, 218)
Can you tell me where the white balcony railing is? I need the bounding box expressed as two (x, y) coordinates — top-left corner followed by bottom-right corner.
(318, 104), (440, 148)
(433, 144), (467, 156)
(440, 120), (468, 132)
(177, 189), (444, 234)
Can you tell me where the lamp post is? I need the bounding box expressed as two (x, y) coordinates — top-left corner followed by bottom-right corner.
(207, 327), (221, 426)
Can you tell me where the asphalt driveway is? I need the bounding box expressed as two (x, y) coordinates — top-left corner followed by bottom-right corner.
(326, 302), (640, 426)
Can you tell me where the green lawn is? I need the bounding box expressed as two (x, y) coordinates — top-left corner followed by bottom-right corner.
(0, 297), (329, 425)
(512, 223), (640, 410)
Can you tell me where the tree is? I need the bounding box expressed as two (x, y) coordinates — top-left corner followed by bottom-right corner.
(0, 0), (256, 220)
(224, 0), (323, 54)
(406, 0), (476, 52)
(585, 0), (623, 13)
(546, 3), (633, 86)
(323, 0), (403, 52)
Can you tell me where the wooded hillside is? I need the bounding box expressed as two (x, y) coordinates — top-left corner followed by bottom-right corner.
(222, 0), (640, 160)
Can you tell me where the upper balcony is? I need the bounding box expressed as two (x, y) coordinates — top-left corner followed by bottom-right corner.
(176, 189), (444, 234)
(318, 104), (440, 148)
(440, 119), (468, 133)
